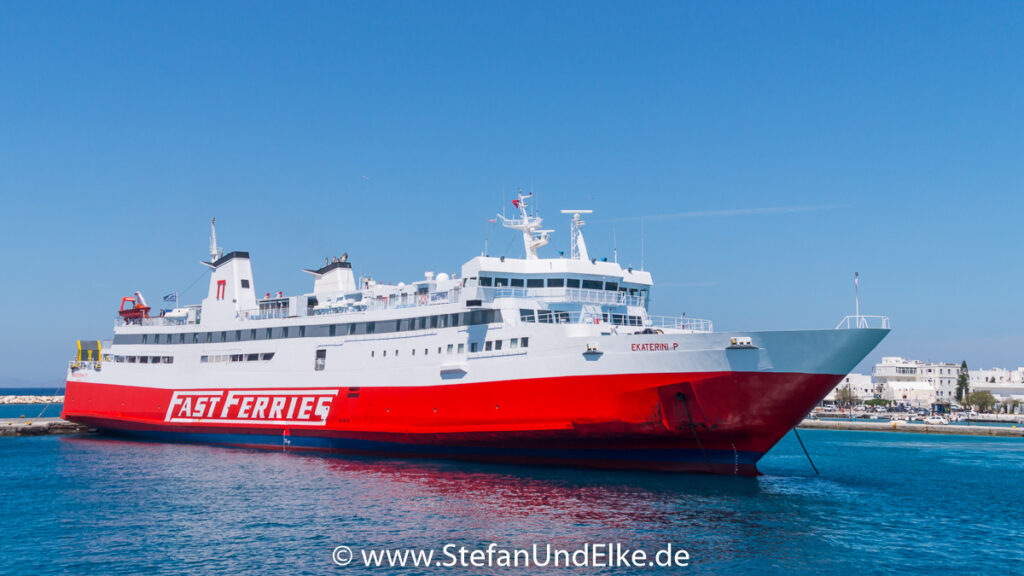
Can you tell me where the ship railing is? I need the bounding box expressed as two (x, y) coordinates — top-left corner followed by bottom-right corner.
(835, 315), (891, 330)
(68, 360), (102, 372)
(243, 288), (464, 321)
(486, 287), (645, 307)
(646, 315), (714, 332)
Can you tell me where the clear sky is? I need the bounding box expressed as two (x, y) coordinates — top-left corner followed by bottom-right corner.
(1, 1), (1021, 386)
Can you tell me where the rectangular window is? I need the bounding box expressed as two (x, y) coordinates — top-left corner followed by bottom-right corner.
(510, 278), (524, 287)
(246, 353), (259, 361)
(447, 344), (454, 354)
(470, 342), (478, 353)
(520, 309), (535, 322)
(330, 325), (337, 336)
(298, 326), (305, 337)
(199, 356), (208, 363)
(366, 322), (376, 334)
(163, 356), (173, 364)
(511, 338), (519, 349)
(605, 282), (618, 291)
(430, 315), (439, 328)
(418, 317), (427, 330)
(479, 276), (493, 287)
(450, 314), (460, 327)
(494, 277), (509, 287)
(555, 311), (570, 324)
(348, 324), (356, 335)
(151, 356), (161, 364)
(521, 337), (529, 348)
(582, 279), (603, 290)
(235, 330), (242, 342)
(315, 349), (326, 371)
(458, 343), (465, 354)
(142, 334), (148, 344)
(485, 341), (493, 352)
(192, 333), (199, 343)
(261, 353), (274, 361)
(179, 333), (185, 344)
(566, 278), (581, 288)
(240, 279), (250, 288)
(527, 278), (544, 288)
(547, 278), (564, 288)
(205, 332), (213, 343)
(282, 327), (289, 338)
(494, 340), (503, 350)
(265, 328), (273, 339)
(537, 310), (553, 323)
(440, 314), (448, 328)
(219, 331), (227, 342)
(231, 354), (243, 362)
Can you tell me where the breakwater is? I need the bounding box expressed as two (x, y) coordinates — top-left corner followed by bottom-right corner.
(800, 418), (1024, 437)
(1, 418), (92, 436)
(0, 395), (64, 404)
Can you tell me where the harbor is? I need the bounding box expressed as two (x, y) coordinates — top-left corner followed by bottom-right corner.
(799, 418), (1024, 437)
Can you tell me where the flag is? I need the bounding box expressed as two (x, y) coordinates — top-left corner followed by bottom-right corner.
(855, 272), (859, 290)
(163, 292), (178, 303)
(512, 199), (520, 208)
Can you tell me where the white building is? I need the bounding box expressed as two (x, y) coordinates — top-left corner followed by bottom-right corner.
(970, 367), (1024, 402)
(872, 356), (958, 407)
(824, 373), (874, 403)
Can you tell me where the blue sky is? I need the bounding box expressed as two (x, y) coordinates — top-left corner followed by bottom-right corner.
(1, 1), (1022, 386)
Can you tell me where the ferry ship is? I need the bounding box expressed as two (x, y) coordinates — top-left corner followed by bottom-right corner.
(63, 194), (889, 475)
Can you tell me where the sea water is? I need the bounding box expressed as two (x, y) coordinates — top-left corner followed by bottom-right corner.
(1, 429), (1021, 575)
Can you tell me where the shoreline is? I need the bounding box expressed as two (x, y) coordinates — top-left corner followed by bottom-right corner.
(799, 418), (1024, 437)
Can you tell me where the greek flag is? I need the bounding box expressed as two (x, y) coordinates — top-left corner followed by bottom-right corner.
(163, 292), (178, 303)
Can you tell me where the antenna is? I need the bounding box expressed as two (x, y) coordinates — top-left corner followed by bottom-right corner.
(560, 209), (593, 260)
(640, 217), (645, 271)
(855, 271), (860, 320)
(613, 226), (617, 263)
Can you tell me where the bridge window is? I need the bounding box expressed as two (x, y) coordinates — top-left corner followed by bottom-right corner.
(537, 310), (553, 323)
(479, 276), (493, 287)
(605, 282), (618, 291)
(510, 278), (524, 287)
(547, 278), (564, 288)
(494, 277), (508, 287)
(582, 279), (602, 290)
(520, 309), (535, 322)
(527, 279), (544, 288)
(566, 279), (581, 288)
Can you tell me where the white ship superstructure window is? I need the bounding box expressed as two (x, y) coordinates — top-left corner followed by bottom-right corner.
(458, 343), (465, 353)
(447, 344), (453, 354)
(547, 279), (564, 287)
(521, 337), (529, 347)
(494, 340), (503, 350)
(566, 279), (580, 288)
(485, 341), (493, 352)
(520, 309), (535, 322)
(470, 342), (478, 353)
(527, 279), (544, 288)
(479, 276), (493, 286)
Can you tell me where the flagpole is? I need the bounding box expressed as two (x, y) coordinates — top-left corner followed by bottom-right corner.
(855, 272), (860, 321)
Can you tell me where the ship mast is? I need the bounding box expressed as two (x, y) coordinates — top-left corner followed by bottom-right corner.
(209, 218), (223, 262)
(560, 209), (593, 261)
(497, 191), (552, 260)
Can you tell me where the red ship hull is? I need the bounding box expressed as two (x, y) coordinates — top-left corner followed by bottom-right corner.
(63, 370), (842, 475)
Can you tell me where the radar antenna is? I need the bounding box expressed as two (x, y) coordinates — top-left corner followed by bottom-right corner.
(497, 191), (553, 260)
(560, 209), (593, 261)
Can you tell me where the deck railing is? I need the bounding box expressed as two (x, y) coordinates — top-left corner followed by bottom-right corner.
(486, 287), (645, 307)
(835, 315), (891, 329)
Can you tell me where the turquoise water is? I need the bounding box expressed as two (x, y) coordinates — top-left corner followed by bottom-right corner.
(1, 429), (1022, 575)
(0, 403), (63, 418)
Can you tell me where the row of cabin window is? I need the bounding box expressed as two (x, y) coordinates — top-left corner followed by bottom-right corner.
(519, 309), (643, 326)
(129, 310), (502, 346)
(106, 355), (174, 364)
(479, 276), (640, 293)
(371, 337), (529, 358)
(201, 353), (275, 363)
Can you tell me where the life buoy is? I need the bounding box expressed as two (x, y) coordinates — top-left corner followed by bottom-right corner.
(419, 294), (427, 305)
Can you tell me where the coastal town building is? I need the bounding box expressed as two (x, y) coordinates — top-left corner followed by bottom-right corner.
(823, 373), (874, 403)
(970, 367), (1024, 401)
